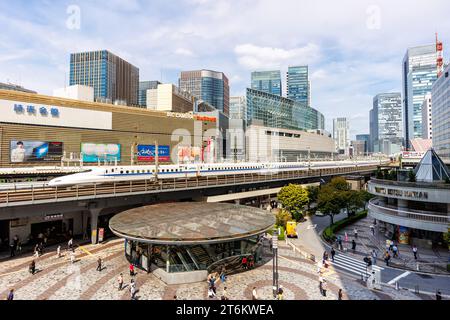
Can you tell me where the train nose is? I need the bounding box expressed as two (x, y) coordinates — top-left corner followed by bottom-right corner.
(48, 178), (63, 187)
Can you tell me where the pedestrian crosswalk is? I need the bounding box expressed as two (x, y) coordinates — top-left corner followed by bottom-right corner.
(330, 253), (384, 276)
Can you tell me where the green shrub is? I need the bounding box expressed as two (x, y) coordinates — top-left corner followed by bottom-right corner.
(322, 210), (368, 242)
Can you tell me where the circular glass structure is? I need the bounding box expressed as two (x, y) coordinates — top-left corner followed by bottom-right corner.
(109, 202), (275, 245)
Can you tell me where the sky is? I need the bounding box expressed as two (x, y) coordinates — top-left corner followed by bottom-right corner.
(0, 0), (449, 138)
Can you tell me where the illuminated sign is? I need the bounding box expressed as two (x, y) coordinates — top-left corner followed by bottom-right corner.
(194, 115), (216, 122)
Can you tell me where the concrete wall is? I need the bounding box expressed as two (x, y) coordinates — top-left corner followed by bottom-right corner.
(152, 265), (208, 285)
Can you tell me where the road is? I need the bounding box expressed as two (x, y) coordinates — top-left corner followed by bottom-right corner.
(293, 212), (450, 296)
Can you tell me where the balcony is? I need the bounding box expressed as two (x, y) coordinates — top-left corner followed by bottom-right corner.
(368, 198), (449, 233)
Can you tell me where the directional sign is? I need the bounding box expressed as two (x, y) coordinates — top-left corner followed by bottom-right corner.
(272, 237), (278, 249)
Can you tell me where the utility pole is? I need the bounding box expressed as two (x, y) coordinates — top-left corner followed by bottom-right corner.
(154, 140), (159, 180)
(272, 229), (279, 298)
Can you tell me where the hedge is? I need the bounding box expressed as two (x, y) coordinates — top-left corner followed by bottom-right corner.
(273, 226), (286, 241)
(323, 210), (368, 242)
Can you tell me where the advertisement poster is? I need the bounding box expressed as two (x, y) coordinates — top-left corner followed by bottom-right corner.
(398, 226), (410, 244)
(137, 145), (170, 162)
(98, 228), (104, 243)
(81, 143), (121, 162)
(10, 140), (63, 163)
(177, 146), (202, 163)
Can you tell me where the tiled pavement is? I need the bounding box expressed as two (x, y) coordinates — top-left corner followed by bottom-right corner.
(0, 237), (431, 300)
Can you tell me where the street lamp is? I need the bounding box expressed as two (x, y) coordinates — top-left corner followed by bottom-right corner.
(272, 229), (279, 298)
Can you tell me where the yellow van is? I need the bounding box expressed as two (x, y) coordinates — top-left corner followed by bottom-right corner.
(286, 221), (298, 238)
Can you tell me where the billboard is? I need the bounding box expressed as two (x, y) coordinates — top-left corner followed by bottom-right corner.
(10, 140), (63, 163)
(137, 145), (170, 162)
(81, 143), (121, 162)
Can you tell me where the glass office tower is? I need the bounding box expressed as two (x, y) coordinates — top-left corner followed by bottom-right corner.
(431, 65), (450, 159)
(70, 50), (139, 106)
(246, 88), (324, 131)
(138, 81), (161, 107)
(402, 45), (437, 148)
(179, 70), (230, 116)
(287, 65), (310, 106)
(333, 118), (349, 154)
(356, 134), (370, 154)
(372, 93), (403, 155)
(251, 70), (282, 96)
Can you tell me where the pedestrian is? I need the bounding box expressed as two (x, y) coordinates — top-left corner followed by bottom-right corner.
(338, 237), (343, 251)
(29, 260), (36, 275)
(7, 289), (14, 300)
(252, 287), (258, 300)
(173, 295), (177, 300)
(220, 267), (227, 283)
(323, 251), (329, 262)
(370, 224), (375, 236)
(277, 285), (284, 300)
(436, 290), (442, 300)
(209, 275), (216, 289)
(96, 257), (102, 271)
(242, 256), (248, 269)
(13, 235), (19, 252)
(68, 238), (73, 252)
(56, 245), (61, 258)
(344, 232), (348, 242)
(330, 247), (336, 262)
(118, 273), (123, 291)
(384, 251), (391, 266)
(34, 244), (39, 258)
(373, 219), (377, 226)
(351, 239), (356, 252)
(392, 245), (398, 258)
(70, 251), (75, 264)
(389, 241), (394, 252)
(353, 228), (358, 239)
(412, 245), (418, 260)
(338, 289), (343, 300)
(208, 286), (216, 299)
(221, 286), (228, 300)
(319, 276), (324, 295)
(129, 263), (135, 276)
(130, 279), (136, 300)
(317, 261), (323, 274)
(371, 249), (378, 265)
(9, 243), (15, 257)
(322, 280), (328, 297)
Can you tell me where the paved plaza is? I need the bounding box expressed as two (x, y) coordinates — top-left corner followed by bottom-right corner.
(0, 235), (436, 300)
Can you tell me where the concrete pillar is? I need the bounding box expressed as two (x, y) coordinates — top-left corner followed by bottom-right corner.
(397, 199), (408, 217)
(82, 212), (89, 240)
(234, 199), (240, 205)
(89, 208), (102, 245)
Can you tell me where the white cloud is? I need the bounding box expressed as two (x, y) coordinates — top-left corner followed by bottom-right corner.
(234, 43), (320, 70)
(174, 48), (195, 57)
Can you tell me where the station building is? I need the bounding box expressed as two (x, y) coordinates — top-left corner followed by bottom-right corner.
(368, 149), (450, 248)
(0, 89), (217, 168)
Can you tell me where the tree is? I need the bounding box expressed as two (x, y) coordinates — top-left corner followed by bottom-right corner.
(317, 185), (344, 225)
(277, 184), (309, 221)
(306, 185), (319, 210)
(360, 189), (375, 209)
(345, 190), (365, 216)
(375, 168), (383, 179)
(329, 177), (351, 191)
(408, 169), (416, 182)
(275, 209), (292, 228)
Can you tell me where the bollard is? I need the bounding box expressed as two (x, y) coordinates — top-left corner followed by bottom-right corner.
(395, 282), (399, 291)
(416, 263), (419, 271)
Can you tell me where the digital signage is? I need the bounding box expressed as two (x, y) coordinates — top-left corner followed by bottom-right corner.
(10, 140), (63, 163)
(137, 145), (170, 162)
(81, 143), (121, 162)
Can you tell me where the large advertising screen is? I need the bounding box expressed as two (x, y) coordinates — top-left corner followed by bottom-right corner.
(137, 145), (170, 162)
(10, 140), (63, 163)
(81, 143), (121, 162)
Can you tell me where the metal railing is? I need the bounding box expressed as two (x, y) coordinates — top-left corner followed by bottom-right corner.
(0, 164), (381, 206)
(369, 199), (450, 224)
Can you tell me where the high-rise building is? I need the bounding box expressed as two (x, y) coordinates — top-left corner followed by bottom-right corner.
(179, 70), (229, 116)
(146, 83), (196, 113)
(138, 81), (160, 107)
(402, 44), (437, 148)
(0, 82), (36, 94)
(421, 93), (432, 140)
(246, 88), (324, 132)
(333, 118), (349, 154)
(69, 50), (139, 106)
(371, 93), (403, 155)
(431, 64), (450, 158)
(287, 66), (310, 106)
(356, 134), (370, 154)
(229, 96), (247, 120)
(251, 70), (282, 96)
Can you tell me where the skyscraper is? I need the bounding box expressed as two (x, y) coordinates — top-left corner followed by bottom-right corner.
(356, 134), (370, 154)
(251, 70), (282, 96)
(431, 64), (450, 158)
(229, 96), (247, 120)
(421, 93), (432, 140)
(333, 118), (349, 154)
(138, 81), (161, 107)
(402, 44), (437, 148)
(371, 93), (403, 155)
(179, 70), (230, 116)
(70, 50), (139, 106)
(287, 65), (310, 106)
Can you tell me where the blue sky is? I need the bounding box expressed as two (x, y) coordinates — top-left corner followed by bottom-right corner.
(0, 0), (449, 137)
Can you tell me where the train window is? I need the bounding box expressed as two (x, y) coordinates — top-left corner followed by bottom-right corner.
(120, 171), (123, 174)
(126, 171), (129, 174)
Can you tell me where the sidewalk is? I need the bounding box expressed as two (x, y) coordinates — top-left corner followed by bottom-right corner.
(334, 215), (449, 274)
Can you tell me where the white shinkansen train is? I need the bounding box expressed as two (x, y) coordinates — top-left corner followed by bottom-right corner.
(47, 160), (381, 187)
